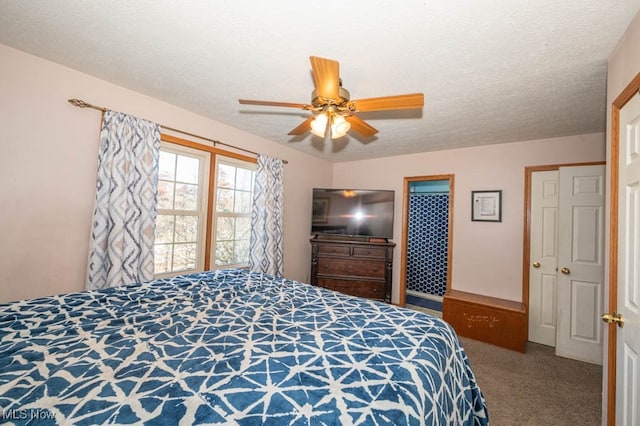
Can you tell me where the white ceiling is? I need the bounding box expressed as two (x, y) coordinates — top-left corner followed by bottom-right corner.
(1, 1), (639, 162)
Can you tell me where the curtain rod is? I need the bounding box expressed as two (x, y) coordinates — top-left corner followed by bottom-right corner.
(67, 98), (288, 164)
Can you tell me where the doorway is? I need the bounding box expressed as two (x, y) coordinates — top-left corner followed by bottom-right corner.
(400, 175), (454, 316)
(525, 163), (605, 365)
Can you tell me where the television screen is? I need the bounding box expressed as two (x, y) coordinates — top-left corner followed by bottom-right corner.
(311, 188), (395, 239)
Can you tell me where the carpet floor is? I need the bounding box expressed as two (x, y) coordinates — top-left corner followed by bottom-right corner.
(460, 337), (603, 426)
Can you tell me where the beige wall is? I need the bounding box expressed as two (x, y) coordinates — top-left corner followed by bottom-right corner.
(0, 38), (621, 309)
(602, 8), (640, 424)
(0, 44), (333, 303)
(333, 133), (605, 303)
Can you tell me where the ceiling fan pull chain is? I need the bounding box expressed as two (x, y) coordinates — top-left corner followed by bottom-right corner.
(325, 113), (333, 141)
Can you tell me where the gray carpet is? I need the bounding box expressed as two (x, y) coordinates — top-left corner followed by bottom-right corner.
(460, 337), (603, 426)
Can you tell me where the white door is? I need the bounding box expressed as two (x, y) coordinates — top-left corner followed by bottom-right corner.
(529, 170), (560, 346)
(614, 90), (640, 425)
(555, 165), (605, 365)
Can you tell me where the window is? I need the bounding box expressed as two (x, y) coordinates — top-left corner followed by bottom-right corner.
(213, 159), (256, 267)
(153, 135), (257, 277)
(154, 144), (209, 276)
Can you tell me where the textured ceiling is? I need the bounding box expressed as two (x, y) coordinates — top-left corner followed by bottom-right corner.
(1, 1), (639, 162)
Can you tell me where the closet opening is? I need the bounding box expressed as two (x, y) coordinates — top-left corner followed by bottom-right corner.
(400, 175), (454, 317)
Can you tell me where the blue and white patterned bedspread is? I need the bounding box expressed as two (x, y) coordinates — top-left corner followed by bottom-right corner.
(0, 269), (488, 425)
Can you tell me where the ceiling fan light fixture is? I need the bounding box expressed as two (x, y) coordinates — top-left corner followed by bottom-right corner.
(239, 56), (423, 140)
(310, 113), (351, 139)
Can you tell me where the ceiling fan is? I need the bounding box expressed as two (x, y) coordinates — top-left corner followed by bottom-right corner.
(239, 56), (424, 140)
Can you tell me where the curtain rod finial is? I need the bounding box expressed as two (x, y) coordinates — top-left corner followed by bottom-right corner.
(68, 98), (89, 108)
(68, 99), (107, 112)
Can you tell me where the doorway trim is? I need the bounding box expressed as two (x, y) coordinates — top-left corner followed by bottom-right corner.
(522, 162), (605, 338)
(606, 71), (640, 426)
(399, 174), (455, 307)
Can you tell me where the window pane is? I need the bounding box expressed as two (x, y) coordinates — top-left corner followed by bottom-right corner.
(155, 215), (175, 244)
(235, 240), (250, 264)
(236, 168), (253, 191)
(158, 181), (175, 210)
(175, 183), (198, 210)
(216, 216), (234, 240)
(235, 217), (251, 240)
(215, 241), (234, 266)
(173, 243), (197, 271)
(154, 244), (172, 274)
(212, 160), (255, 268)
(235, 190), (252, 213)
(217, 164), (235, 189)
(158, 151), (176, 180)
(174, 216), (198, 243)
(216, 188), (234, 212)
(176, 155), (199, 184)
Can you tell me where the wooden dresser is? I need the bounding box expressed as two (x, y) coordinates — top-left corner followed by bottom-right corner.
(310, 236), (395, 302)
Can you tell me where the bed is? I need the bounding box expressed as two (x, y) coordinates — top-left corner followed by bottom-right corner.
(0, 268), (489, 425)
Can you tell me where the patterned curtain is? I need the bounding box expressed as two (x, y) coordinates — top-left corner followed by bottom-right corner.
(249, 155), (284, 276)
(86, 110), (160, 290)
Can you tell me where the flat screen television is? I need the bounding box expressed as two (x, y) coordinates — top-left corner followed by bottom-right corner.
(311, 188), (395, 239)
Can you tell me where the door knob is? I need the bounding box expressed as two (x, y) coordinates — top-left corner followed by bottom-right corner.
(601, 312), (624, 328)
(560, 267), (570, 274)
(532, 261), (541, 268)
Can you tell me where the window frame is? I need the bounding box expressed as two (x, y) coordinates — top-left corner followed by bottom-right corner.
(155, 134), (257, 277)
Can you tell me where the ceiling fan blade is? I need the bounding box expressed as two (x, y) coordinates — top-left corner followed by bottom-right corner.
(348, 93), (424, 112)
(344, 115), (378, 137)
(288, 116), (314, 135)
(239, 99), (311, 109)
(310, 56), (340, 100)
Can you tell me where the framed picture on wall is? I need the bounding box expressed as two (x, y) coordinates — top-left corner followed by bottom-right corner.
(471, 190), (502, 222)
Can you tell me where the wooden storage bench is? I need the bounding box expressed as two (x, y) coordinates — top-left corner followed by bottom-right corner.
(443, 289), (527, 352)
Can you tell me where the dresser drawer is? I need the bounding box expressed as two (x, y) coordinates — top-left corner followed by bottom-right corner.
(316, 244), (351, 256)
(317, 258), (385, 278)
(318, 278), (385, 300)
(352, 246), (387, 258)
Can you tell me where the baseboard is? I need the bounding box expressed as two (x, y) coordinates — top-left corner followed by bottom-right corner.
(443, 289), (526, 353)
